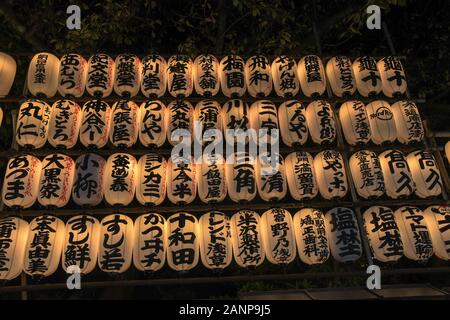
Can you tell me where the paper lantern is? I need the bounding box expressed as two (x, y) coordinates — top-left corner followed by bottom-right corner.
(141, 54), (167, 98)
(79, 100), (112, 149)
(166, 156), (197, 205)
(244, 55), (272, 98)
(113, 54), (141, 98)
(338, 100), (371, 145)
(24, 215), (65, 277)
(271, 55), (300, 98)
(406, 150), (442, 198)
(2, 154), (41, 209)
(72, 153), (106, 207)
(379, 149), (415, 199)
(167, 55), (193, 98)
(445, 141), (450, 164)
(0, 107), (2, 128)
(136, 153), (167, 206)
(297, 55), (326, 98)
(109, 100), (139, 148)
(48, 99), (82, 148)
(314, 150), (348, 200)
(38, 153), (75, 208)
(193, 99), (222, 145)
(27, 52), (60, 98)
(293, 208), (330, 265)
(0, 217), (29, 280)
(278, 100), (308, 146)
(198, 211), (232, 270)
(305, 100), (337, 145)
(362, 206), (403, 262)
(225, 151), (256, 203)
(260, 208), (296, 265)
(166, 100), (194, 146)
(285, 151), (318, 201)
(391, 100), (424, 144)
(133, 213), (167, 272)
(423, 205), (450, 260)
(98, 214), (134, 273)
(249, 100), (279, 143)
(377, 56), (407, 98)
(221, 99), (250, 145)
(103, 153), (137, 206)
(325, 207), (362, 263)
(58, 53), (88, 98)
(352, 56), (382, 97)
(16, 99), (52, 149)
(230, 210), (265, 268)
(138, 100), (166, 147)
(196, 153), (227, 204)
(166, 212), (200, 271)
(349, 150), (385, 199)
(255, 154), (287, 202)
(365, 100), (397, 145)
(62, 215), (101, 274)
(0, 52), (17, 97)
(193, 54), (220, 97)
(394, 206), (433, 261)
(219, 54), (246, 98)
(86, 54), (115, 98)
(326, 56), (356, 97)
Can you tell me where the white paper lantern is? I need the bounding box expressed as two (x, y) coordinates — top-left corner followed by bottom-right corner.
(113, 54), (141, 98)
(24, 215), (65, 277)
(103, 153), (137, 206)
(166, 100), (194, 146)
(230, 210), (265, 268)
(379, 149), (415, 199)
(0, 52), (17, 97)
(193, 99), (222, 145)
(0, 217), (29, 280)
(406, 150), (442, 198)
(79, 100), (112, 149)
(166, 212), (200, 271)
(245, 55), (272, 98)
(394, 206), (433, 261)
(219, 54), (246, 98)
(255, 154), (287, 202)
(391, 100), (424, 144)
(167, 55), (193, 98)
(38, 153), (75, 208)
(2, 154), (41, 209)
(27, 52), (60, 98)
(166, 156), (197, 205)
(221, 99), (250, 145)
(196, 153), (227, 204)
(138, 100), (166, 147)
(109, 100), (139, 148)
(305, 100), (337, 145)
(72, 153), (106, 207)
(271, 55), (300, 98)
(16, 99), (52, 149)
(98, 214), (134, 273)
(325, 207), (362, 263)
(193, 54), (220, 97)
(48, 99), (82, 149)
(423, 205), (450, 260)
(58, 53), (88, 98)
(136, 153), (167, 206)
(314, 150), (348, 200)
(326, 56), (356, 97)
(293, 208), (330, 265)
(198, 211), (232, 270)
(260, 208), (296, 265)
(297, 55), (326, 98)
(285, 151), (318, 201)
(225, 151), (256, 203)
(133, 213), (167, 272)
(249, 100), (279, 142)
(445, 141), (450, 164)
(365, 100), (397, 145)
(86, 54), (115, 98)
(352, 56), (382, 97)
(62, 215), (101, 274)
(338, 100), (371, 145)
(278, 100), (308, 146)
(349, 150), (385, 199)
(0, 107), (2, 128)
(377, 56), (407, 98)
(141, 54), (167, 98)
(362, 206), (403, 262)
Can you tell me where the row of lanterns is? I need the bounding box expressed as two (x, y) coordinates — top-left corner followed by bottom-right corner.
(14, 98), (424, 149)
(11, 52), (408, 99)
(0, 204), (448, 280)
(2, 148), (443, 210)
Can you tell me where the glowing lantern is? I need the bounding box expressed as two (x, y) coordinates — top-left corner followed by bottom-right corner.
(0, 217), (29, 280)
(2, 155), (41, 209)
(271, 55), (300, 98)
(225, 151), (256, 203)
(196, 153), (227, 204)
(221, 99), (250, 145)
(72, 153), (106, 207)
(406, 150), (442, 198)
(27, 52), (60, 98)
(167, 55), (193, 98)
(58, 53), (88, 98)
(16, 99), (52, 149)
(113, 54), (141, 98)
(352, 56), (382, 97)
(0, 107), (2, 127)
(103, 153), (137, 206)
(79, 100), (112, 149)
(193, 54), (220, 97)
(423, 205), (450, 260)
(379, 149), (415, 199)
(391, 100), (424, 144)
(285, 151), (318, 201)
(0, 52), (17, 97)
(297, 55), (326, 98)
(136, 153), (167, 206)
(338, 100), (371, 145)
(446, 141), (450, 164)
(249, 100), (279, 143)
(377, 56), (407, 98)
(314, 150), (348, 200)
(365, 100), (397, 145)
(86, 54), (115, 98)
(138, 100), (166, 147)
(305, 100), (337, 145)
(230, 210), (265, 268)
(48, 99), (82, 149)
(219, 54), (246, 98)
(326, 56), (356, 97)
(349, 150), (385, 199)
(193, 99), (222, 145)
(167, 100), (194, 146)
(255, 154), (287, 202)
(109, 100), (139, 148)
(166, 156), (197, 205)
(245, 55), (272, 98)
(278, 100), (308, 146)
(141, 54), (167, 98)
